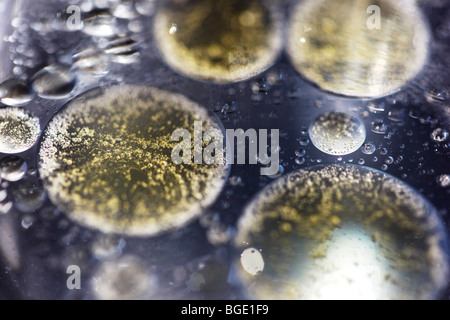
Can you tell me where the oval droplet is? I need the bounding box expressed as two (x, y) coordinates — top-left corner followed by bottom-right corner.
(0, 78), (34, 106)
(31, 64), (77, 99)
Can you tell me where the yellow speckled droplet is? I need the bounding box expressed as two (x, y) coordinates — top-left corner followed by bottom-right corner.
(39, 85), (229, 236)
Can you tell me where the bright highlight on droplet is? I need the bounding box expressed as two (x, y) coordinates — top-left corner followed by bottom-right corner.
(309, 112), (366, 156)
(154, 0), (283, 83)
(240, 248), (265, 276)
(287, 0), (430, 98)
(235, 165), (449, 300)
(0, 107), (41, 154)
(38, 85), (229, 236)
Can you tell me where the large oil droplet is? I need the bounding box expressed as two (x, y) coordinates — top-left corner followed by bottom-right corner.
(154, 0), (283, 83)
(0, 107), (41, 154)
(0, 79), (34, 106)
(31, 64), (77, 99)
(234, 165), (449, 300)
(39, 85), (229, 236)
(287, 0), (430, 98)
(0, 156), (27, 182)
(309, 112), (366, 156)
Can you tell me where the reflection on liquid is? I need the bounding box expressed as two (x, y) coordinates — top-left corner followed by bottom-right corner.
(287, 0), (430, 97)
(235, 165), (449, 300)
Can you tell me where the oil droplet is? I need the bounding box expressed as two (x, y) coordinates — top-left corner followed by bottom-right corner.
(154, 0), (283, 83)
(111, 0), (139, 19)
(309, 112), (366, 156)
(0, 79), (34, 106)
(437, 175), (450, 188)
(371, 120), (388, 135)
(0, 156), (27, 182)
(234, 165), (449, 300)
(287, 0), (430, 97)
(0, 107), (41, 154)
(39, 85), (229, 236)
(431, 128), (449, 142)
(0, 202), (13, 215)
(102, 35), (140, 64)
(240, 248), (264, 276)
(92, 256), (156, 299)
(82, 9), (118, 37)
(135, 0), (156, 16)
(21, 215), (34, 229)
(12, 183), (45, 213)
(72, 47), (110, 77)
(31, 64), (77, 99)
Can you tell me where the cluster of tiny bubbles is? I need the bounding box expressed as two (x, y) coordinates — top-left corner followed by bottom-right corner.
(234, 165), (449, 300)
(0, 107), (41, 154)
(309, 111), (366, 156)
(0, 79), (34, 106)
(91, 255), (157, 300)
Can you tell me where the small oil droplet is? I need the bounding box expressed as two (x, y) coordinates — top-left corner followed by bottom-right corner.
(309, 112), (366, 156)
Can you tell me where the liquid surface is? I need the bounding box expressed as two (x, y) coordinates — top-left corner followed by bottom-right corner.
(287, 0), (430, 98)
(154, 0), (283, 83)
(235, 165), (449, 300)
(39, 85), (229, 236)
